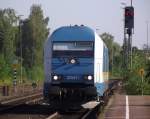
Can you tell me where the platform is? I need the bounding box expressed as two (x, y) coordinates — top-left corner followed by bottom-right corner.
(103, 95), (150, 119)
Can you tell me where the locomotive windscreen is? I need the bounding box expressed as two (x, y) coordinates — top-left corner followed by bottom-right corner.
(52, 42), (94, 57)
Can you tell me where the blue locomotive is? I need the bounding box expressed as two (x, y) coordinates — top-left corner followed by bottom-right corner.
(43, 25), (109, 103)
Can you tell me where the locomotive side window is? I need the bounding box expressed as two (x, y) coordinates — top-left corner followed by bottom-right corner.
(52, 42), (94, 57)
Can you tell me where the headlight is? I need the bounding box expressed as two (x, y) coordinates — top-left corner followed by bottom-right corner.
(53, 75), (58, 80)
(87, 75), (93, 80)
(70, 59), (76, 64)
(84, 75), (93, 80)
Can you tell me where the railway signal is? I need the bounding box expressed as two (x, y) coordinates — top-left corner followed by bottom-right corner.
(12, 64), (18, 79)
(12, 67), (18, 93)
(12, 63), (19, 93)
(125, 6), (134, 29)
(13, 68), (17, 86)
(123, 6), (134, 71)
(12, 63), (18, 83)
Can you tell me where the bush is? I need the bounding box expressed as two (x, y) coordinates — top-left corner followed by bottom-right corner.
(0, 55), (12, 85)
(26, 65), (44, 82)
(125, 72), (150, 95)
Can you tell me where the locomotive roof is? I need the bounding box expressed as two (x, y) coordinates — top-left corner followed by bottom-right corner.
(50, 25), (95, 41)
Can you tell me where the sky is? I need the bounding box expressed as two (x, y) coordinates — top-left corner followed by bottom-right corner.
(0, 0), (150, 48)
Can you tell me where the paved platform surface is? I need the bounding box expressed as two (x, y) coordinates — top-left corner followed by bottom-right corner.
(104, 95), (150, 119)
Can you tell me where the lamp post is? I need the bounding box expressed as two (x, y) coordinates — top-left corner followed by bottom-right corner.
(18, 15), (23, 84)
(146, 21), (149, 57)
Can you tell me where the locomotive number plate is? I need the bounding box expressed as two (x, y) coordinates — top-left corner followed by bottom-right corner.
(66, 76), (80, 80)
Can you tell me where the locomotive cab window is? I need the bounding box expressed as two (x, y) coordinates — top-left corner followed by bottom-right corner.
(52, 42), (94, 57)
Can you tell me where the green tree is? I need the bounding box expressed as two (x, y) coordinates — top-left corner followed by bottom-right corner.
(132, 49), (145, 72)
(16, 5), (49, 81)
(0, 8), (19, 84)
(101, 33), (114, 72)
(29, 4), (49, 65)
(145, 61), (150, 84)
(100, 33), (122, 77)
(0, 54), (12, 83)
(125, 48), (150, 95)
(16, 19), (33, 68)
(0, 8), (18, 63)
(16, 5), (49, 66)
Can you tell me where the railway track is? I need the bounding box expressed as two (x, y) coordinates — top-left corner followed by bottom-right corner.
(45, 78), (122, 119)
(0, 89), (42, 102)
(0, 91), (43, 113)
(46, 101), (101, 119)
(0, 78), (122, 119)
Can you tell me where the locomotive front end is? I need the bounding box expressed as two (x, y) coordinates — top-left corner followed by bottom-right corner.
(44, 26), (97, 102)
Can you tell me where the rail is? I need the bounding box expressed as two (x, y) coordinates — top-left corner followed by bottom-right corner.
(0, 92), (43, 113)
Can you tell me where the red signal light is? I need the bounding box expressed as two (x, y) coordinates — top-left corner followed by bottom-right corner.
(125, 6), (134, 29)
